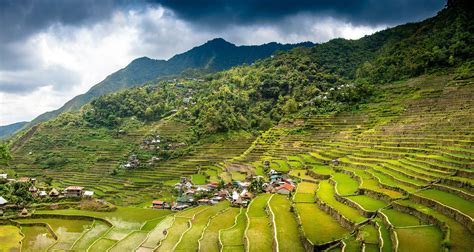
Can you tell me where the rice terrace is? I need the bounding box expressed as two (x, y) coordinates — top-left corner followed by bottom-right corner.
(0, 0), (473, 251)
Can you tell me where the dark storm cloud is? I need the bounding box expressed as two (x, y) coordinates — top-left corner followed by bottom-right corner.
(0, 0), (138, 43)
(151, 0), (446, 27)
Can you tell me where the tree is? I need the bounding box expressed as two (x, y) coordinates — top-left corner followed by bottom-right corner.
(0, 144), (11, 166)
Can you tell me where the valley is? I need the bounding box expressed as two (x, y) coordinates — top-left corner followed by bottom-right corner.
(0, 1), (473, 251)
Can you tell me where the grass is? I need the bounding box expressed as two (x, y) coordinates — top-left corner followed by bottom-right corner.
(381, 209), (424, 227)
(395, 199), (474, 252)
(0, 225), (22, 251)
(346, 195), (387, 212)
(396, 226), (443, 252)
(199, 207), (241, 252)
(192, 173), (208, 184)
(289, 169), (317, 181)
(246, 194), (274, 252)
(220, 208), (246, 251)
(332, 173), (359, 195)
(311, 164), (333, 175)
(174, 202), (229, 251)
(269, 195), (305, 252)
(295, 203), (348, 245)
(317, 180), (366, 223)
(416, 189), (474, 218)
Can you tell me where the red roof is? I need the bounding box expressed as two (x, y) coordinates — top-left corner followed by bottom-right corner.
(275, 183), (295, 192)
(153, 200), (164, 205)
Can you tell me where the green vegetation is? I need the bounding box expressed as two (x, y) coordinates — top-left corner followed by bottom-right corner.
(269, 195), (305, 251)
(295, 203), (349, 244)
(2, 2), (473, 252)
(246, 194), (274, 251)
(0, 225), (21, 251)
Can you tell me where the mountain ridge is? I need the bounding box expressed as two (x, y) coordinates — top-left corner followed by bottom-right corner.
(25, 38), (315, 130)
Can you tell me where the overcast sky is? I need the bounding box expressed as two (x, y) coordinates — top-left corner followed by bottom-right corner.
(0, 0), (445, 126)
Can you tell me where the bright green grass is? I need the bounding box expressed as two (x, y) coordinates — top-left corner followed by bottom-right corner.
(288, 160), (303, 169)
(110, 230), (148, 252)
(342, 236), (361, 252)
(396, 200), (474, 252)
(358, 224), (379, 244)
(200, 208), (240, 252)
(289, 169), (317, 181)
(192, 173), (207, 184)
(231, 171), (247, 181)
(156, 217), (189, 252)
(296, 182), (317, 194)
(89, 238), (117, 251)
(295, 203), (348, 244)
(141, 216), (174, 249)
(381, 209), (423, 227)
(274, 160), (290, 172)
(346, 195), (387, 212)
(0, 225), (21, 251)
(20, 225), (55, 252)
(246, 194), (273, 252)
(396, 226), (442, 252)
(71, 220), (110, 251)
(374, 218), (393, 252)
(332, 173), (359, 195)
(221, 208), (246, 252)
(311, 164), (333, 175)
(317, 180), (366, 223)
(174, 202), (229, 251)
(270, 195), (305, 252)
(141, 216), (166, 231)
(416, 189), (474, 218)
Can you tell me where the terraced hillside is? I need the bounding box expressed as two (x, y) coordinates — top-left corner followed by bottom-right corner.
(9, 117), (254, 205)
(221, 74), (473, 251)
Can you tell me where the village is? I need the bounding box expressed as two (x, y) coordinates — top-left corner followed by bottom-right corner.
(151, 162), (298, 211)
(0, 173), (95, 216)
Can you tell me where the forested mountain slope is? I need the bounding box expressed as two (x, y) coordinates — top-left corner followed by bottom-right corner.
(26, 38), (313, 128)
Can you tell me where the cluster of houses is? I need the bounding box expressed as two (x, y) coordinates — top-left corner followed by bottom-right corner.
(152, 166), (297, 211)
(0, 174), (94, 207)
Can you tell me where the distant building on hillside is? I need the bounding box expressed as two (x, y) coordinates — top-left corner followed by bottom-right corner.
(64, 186), (84, 197)
(0, 196), (7, 206)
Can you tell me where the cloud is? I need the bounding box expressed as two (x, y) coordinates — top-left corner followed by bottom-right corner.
(152, 0), (446, 27)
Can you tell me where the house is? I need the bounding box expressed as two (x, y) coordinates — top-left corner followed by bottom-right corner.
(49, 188), (60, 197)
(176, 195), (193, 205)
(29, 185), (38, 193)
(20, 208), (29, 216)
(0, 173), (7, 180)
(17, 177), (31, 183)
(152, 200), (165, 209)
(197, 199), (211, 205)
(241, 191), (254, 200)
(174, 183), (183, 190)
(0, 196), (7, 206)
(231, 197), (248, 207)
(184, 189), (196, 196)
(64, 186), (84, 197)
(83, 191), (94, 198)
(39, 191), (47, 197)
(275, 183), (295, 195)
(211, 196), (223, 204)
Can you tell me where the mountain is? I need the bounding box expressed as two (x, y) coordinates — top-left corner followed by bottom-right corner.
(26, 39), (314, 127)
(0, 121), (28, 140)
